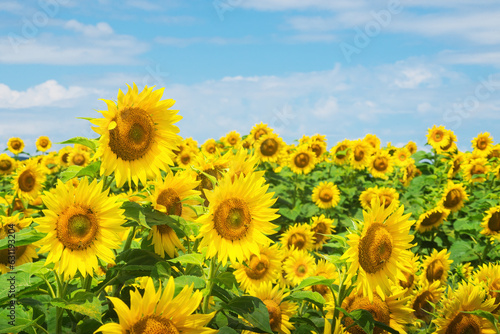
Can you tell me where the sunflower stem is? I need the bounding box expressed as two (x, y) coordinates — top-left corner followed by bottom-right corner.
(123, 225), (137, 253)
(481, 241), (492, 264)
(202, 256), (219, 314)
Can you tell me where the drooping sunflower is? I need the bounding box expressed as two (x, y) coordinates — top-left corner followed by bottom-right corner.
(402, 159), (418, 186)
(254, 133), (285, 163)
(282, 248), (316, 287)
(488, 144), (500, 160)
(309, 139), (328, 161)
(7, 137), (24, 155)
(439, 181), (468, 212)
(455, 262), (474, 281)
(249, 122), (273, 144)
(148, 171), (201, 258)
(91, 83), (182, 188)
(462, 157), (491, 183)
(398, 252), (419, 292)
(330, 140), (351, 165)
(368, 150), (394, 180)
(246, 282), (298, 334)
(434, 282), (496, 334)
(233, 244), (282, 292)
(311, 215), (334, 250)
(405, 141), (418, 155)
(342, 197), (415, 302)
(198, 172), (279, 266)
(437, 130), (458, 155)
(311, 181), (341, 209)
(68, 148), (90, 167)
(472, 132), (494, 156)
(447, 151), (465, 178)
(0, 214), (38, 274)
(193, 153), (230, 206)
(280, 223), (315, 251)
(201, 138), (219, 157)
(421, 249), (452, 285)
(473, 263), (500, 314)
(0, 153), (16, 175)
(480, 206), (500, 241)
(409, 280), (445, 324)
(289, 145), (317, 175)
(349, 139), (373, 170)
(415, 206), (450, 233)
(96, 276), (216, 334)
(35, 178), (126, 279)
(57, 146), (72, 167)
(12, 161), (46, 201)
(363, 133), (381, 150)
(35, 136), (52, 152)
(342, 286), (412, 334)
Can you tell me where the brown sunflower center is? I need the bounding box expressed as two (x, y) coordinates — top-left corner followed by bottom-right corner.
(432, 131), (444, 142)
(312, 283), (329, 296)
(72, 153), (86, 166)
(470, 164), (486, 176)
(421, 211), (444, 227)
(213, 198), (251, 241)
(263, 299), (282, 332)
(18, 170), (36, 192)
(354, 147), (365, 161)
(129, 315), (179, 334)
(108, 107), (155, 161)
(373, 157), (389, 172)
(287, 233), (307, 250)
(441, 138), (453, 151)
(245, 253), (270, 280)
(445, 313), (481, 334)
(358, 223), (393, 274)
(426, 260), (444, 282)
(180, 153), (191, 165)
(157, 188), (182, 216)
(311, 143), (322, 158)
(206, 144), (216, 154)
(477, 138), (489, 150)
(398, 153), (407, 161)
(296, 264), (308, 277)
(39, 138), (49, 148)
(344, 294), (390, 334)
(254, 128), (267, 141)
(399, 271), (414, 289)
(378, 194), (394, 209)
(260, 138), (279, 157)
(0, 245), (27, 265)
(294, 153), (310, 168)
(57, 206), (99, 250)
(335, 145), (348, 160)
(11, 140), (22, 150)
(228, 136), (238, 145)
(0, 159), (12, 171)
(488, 212), (500, 232)
(443, 189), (462, 209)
(319, 188), (333, 203)
(313, 223), (327, 243)
(412, 291), (434, 321)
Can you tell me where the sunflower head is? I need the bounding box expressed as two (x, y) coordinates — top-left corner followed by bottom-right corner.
(280, 223), (315, 251)
(422, 249), (452, 285)
(233, 244), (282, 291)
(289, 145), (317, 175)
(363, 133), (381, 150)
(331, 140), (351, 165)
(312, 181), (340, 209)
(311, 215), (334, 250)
(349, 139), (373, 170)
(0, 214), (38, 274)
(416, 206), (450, 233)
(369, 150), (394, 180)
(36, 136), (52, 152)
(480, 206), (500, 240)
(7, 137), (24, 155)
(0, 153), (17, 175)
(472, 132), (494, 156)
(12, 161), (46, 201)
(255, 133), (284, 163)
(249, 122), (273, 143)
(439, 181), (468, 212)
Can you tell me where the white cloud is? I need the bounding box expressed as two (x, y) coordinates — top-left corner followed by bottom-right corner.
(438, 51), (500, 67)
(64, 20), (113, 37)
(154, 36), (256, 47)
(312, 97), (339, 118)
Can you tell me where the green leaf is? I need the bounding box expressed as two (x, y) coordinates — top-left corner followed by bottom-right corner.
(174, 275), (206, 290)
(221, 296), (273, 334)
(218, 326), (239, 334)
(214, 272), (237, 290)
(290, 291), (325, 308)
(292, 276), (336, 292)
(0, 314), (43, 334)
(449, 240), (477, 263)
(0, 228), (45, 251)
(57, 137), (97, 151)
(0, 271), (44, 305)
(59, 165), (83, 183)
(338, 308), (399, 334)
(168, 253), (205, 267)
(121, 201), (150, 229)
(50, 296), (103, 322)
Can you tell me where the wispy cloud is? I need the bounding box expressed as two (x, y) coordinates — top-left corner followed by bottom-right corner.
(155, 35), (256, 47)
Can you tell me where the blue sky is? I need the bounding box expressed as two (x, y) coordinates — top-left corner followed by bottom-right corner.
(1, 0), (500, 153)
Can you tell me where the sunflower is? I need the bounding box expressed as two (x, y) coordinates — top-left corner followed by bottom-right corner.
(254, 133), (285, 163)
(193, 153), (230, 206)
(311, 182), (341, 210)
(342, 286), (412, 334)
(415, 206), (450, 233)
(225, 149), (259, 182)
(280, 223), (315, 251)
(409, 280), (445, 323)
(342, 197), (415, 302)
(359, 186), (380, 211)
(35, 136), (51, 152)
(488, 144), (500, 160)
(223, 130), (241, 148)
(246, 282), (298, 334)
(2, 195), (34, 217)
(289, 145), (317, 175)
(96, 276), (216, 334)
(91, 83), (182, 188)
(405, 141), (418, 155)
(12, 161), (46, 201)
(472, 132), (494, 157)
(308, 259), (339, 298)
(402, 160), (418, 186)
(349, 139), (373, 170)
(201, 138), (219, 157)
(68, 148), (90, 167)
(57, 146), (72, 167)
(0, 153), (16, 175)
(249, 122), (273, 144)
(282, 249), (316, 287)
(456, 262), (474, 281)
(148, 171), (201, 258)
(35, 178), (126, 279)
(40, 152), (60, 174)
(427, 125), (450, 150)
(393, 147), (412, 167)
(368, 150), (394, 180)
(7, 137), (24, 155)
(480, 206), (500, 240)
(421, 249), (452, 285)
(198, 172), (278, 266)
(233, 244), (282, 292)
(311, 215), (334, 250)
(434, 282), (496, 334)
(398, 253), (419, 292)
(0, 214), (38, 274)
(309, 139), (328, 161)
(364, 133), (381, 150)
(473, 263), (500, 314)
(176, 147), (198, 169)
(439, 181), (468, 212)
(183, 137), (198, 149)
(462, 157), (491, 183)
(376, 187), (400, 209)
(330, 140), (351, 165)
(447, 151), (465, 178)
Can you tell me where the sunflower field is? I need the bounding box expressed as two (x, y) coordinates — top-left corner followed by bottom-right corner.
(1, 84), (500, 334)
